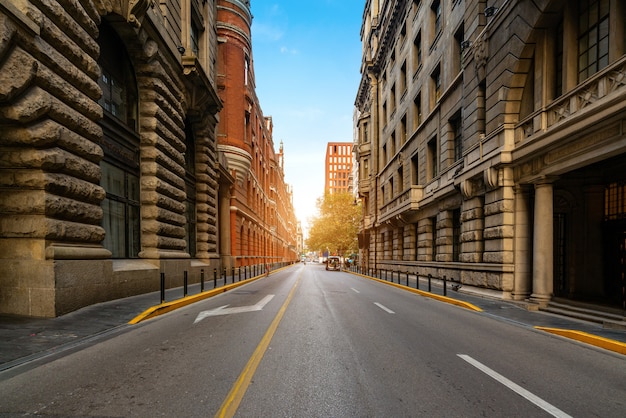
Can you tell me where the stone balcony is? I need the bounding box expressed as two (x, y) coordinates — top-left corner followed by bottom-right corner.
(378, 185), (424, 224)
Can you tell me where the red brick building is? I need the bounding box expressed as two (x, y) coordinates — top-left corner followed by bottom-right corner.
(216, 1), (298, 268)
(325, 142), (354, 194)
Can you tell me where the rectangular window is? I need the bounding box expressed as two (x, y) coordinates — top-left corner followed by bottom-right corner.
(578, 0), (610, 82)
(101, 161), (140, 258)
(428, 136), (438, 180)
(413, 92), (422, 131)
(450, 110), (463, 162)
(431, 0), (442, 40)
(401, 115), (407, 145)
(413, 31), (422, 74)
(191, 20), (200, 57)
(431, 64), (441, 107)
(401, 61), (407, 95)
(398, 165), (404, 194)
(411, 153), (420, 185)
(605, 181), (626, 221)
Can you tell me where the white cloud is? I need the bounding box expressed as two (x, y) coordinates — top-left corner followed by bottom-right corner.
(280, 46), (299, 55)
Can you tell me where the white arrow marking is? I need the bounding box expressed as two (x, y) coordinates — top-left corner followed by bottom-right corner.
(194, 295), (275, 324)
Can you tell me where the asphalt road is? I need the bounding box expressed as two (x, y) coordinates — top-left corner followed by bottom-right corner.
(0, 263), (624, 417)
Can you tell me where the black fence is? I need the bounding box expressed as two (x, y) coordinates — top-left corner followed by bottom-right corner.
(159, 261), (294, 304)
(346, 265), (462, 297)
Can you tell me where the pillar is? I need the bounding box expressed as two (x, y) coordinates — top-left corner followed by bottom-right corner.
(531, 180), (554, 305)
(513, 185), (532, 300)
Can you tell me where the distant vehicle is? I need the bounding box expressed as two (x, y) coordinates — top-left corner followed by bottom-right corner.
(326, 256), (341, 271)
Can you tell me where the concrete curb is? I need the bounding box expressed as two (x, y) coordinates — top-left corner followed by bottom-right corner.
(535, 326), (626, 355)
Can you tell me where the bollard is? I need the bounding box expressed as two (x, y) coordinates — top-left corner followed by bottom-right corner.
(184, 271), (188, 297)
(416, 272), (420, 290)
(406, 272), (409, 287)
(231, 267), (235, 284)
(160, 272), (165, 304)
(443, 275), (447, 296)
(213, 268), (217, 288)
(238, 267), (242, 282)
(428, 274), (432, 292)
(223, 267), (226, 284)
(201, 269), (205, 292)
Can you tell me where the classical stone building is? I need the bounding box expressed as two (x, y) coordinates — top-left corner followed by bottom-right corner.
(355, 0), (626, 311)
(0, 0), (296, 318)
(216, 0), (298, 268)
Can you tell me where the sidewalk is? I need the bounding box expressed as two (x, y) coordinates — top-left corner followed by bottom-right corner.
(1, 267), (625, 373)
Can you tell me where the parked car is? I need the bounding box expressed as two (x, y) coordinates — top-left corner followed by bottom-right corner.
(326, 256), (341, 271)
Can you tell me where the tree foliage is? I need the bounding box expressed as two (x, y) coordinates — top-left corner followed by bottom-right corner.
(306, 192), (360, 256)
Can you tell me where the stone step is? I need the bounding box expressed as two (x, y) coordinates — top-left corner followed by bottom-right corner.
(542, 301), (626, 330)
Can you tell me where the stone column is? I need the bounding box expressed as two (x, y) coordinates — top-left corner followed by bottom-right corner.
(531, 180), (554, 305)
(513, 185), (532, 300)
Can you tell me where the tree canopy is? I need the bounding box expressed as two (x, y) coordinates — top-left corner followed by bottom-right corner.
(305, 192), (360, 256)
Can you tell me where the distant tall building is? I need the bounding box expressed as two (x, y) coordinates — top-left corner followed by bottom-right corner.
(325, 142), (354, 194)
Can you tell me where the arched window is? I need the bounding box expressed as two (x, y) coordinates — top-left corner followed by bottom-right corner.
(98, 21), (140, 258)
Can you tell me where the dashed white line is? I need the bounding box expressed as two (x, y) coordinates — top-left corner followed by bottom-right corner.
(458, 354), (572, 418)
(374, 302), (395, 314)
(351, 288), (360, 293)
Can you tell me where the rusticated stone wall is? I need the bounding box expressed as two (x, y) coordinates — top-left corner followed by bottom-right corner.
(0, 0), (224, 317)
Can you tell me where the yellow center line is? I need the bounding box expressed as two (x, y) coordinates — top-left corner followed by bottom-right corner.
(215, 272), (302, 418)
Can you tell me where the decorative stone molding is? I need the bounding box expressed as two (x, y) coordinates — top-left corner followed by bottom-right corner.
(473, 36), (488, 81)
(95, 0), (155, 28)
(484, 167), (499, 190)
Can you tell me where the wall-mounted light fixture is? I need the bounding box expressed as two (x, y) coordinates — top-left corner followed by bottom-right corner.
(461, 40), (471, 50)
(177, 46), (186, 54)
(484, 6), (498, 17)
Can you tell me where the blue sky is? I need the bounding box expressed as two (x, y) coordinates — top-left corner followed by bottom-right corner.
(250, 1), (364, 235)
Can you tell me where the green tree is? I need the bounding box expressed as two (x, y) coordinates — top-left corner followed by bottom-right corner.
(306, 192), (360, 256)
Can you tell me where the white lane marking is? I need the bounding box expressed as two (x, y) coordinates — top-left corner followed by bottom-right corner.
(458, 354), (573, 418)
(194, 295), (275, 324)
(374, 302), (395, 314)
(351, 288), (360, 293)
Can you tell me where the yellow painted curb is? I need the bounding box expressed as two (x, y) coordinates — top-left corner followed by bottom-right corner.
(535, 326), (626, 355)
(351, 272), (483, 312)
(129, 271), (275, 325)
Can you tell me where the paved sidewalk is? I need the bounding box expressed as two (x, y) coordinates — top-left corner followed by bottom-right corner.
(1, 267), (625, 373)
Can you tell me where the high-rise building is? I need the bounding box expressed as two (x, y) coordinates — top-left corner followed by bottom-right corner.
(355, 0), (626, 310)
(325, 142), (354, 194)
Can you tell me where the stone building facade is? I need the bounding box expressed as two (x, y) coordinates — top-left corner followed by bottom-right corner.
(0, 0), (296, 318)
(355, 0), (626, 311)
(216, 0), (298, 268)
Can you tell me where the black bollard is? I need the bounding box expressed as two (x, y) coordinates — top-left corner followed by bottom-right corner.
(160, 272), (165, 304)
(184, 271), (188, 297)
(214, 268), (217, 288)
(406, 272), (409, 287)
(428, 274), (432, 292)
(201, 269), (205, 292)
(443, 275), (447, 296)
(231, 267), (235, 284)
